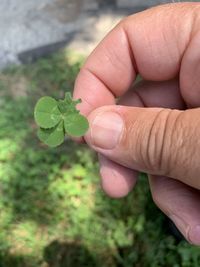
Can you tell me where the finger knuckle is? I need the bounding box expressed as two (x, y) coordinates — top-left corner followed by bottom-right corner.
(143, 109), (180, 175)
(169, 109), (200, 183)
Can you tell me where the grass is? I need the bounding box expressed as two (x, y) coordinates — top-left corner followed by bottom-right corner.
(0, 48), (199, 267)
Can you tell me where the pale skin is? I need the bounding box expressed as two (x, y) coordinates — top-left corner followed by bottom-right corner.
(73, 3), (200, 245)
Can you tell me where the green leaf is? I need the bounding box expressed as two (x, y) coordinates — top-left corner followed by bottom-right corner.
(64, 114), (89, 137)
(57, 100), (68, 114)
(37, 121), (65, 147)
(57, 92), (81, 115)
(34, 96), (61, 129)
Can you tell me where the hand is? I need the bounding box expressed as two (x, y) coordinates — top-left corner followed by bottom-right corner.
(73, 3), (200, 245)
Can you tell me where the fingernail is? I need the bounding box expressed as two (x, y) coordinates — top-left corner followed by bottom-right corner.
(90, 111), (124, 149)
(188, 225), (200, 245)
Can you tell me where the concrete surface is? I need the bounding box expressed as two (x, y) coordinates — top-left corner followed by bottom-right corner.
(0, 0), (199, 68)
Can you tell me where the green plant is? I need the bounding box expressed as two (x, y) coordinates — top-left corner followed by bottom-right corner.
(34, 92), (89, 147)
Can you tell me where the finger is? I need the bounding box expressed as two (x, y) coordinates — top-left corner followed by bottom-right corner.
(120, 78), (185, 110)
(149, 175), (200, 245)
(98, 154), (138, 198)
(180, 29), (200, 107)
(74, 3), (199, 116)
(84, 105), (200, 190)
(98, 79), (185, 198)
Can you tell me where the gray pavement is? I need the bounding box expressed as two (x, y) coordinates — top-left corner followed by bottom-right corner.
(0, 0), (199, 69)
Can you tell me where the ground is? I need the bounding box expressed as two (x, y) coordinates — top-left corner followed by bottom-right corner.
(0, 49), (200, 267)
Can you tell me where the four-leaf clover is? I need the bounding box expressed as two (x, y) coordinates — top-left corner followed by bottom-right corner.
(34, 92), (89, 147)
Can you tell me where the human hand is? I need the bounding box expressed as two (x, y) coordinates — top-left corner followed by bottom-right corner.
(73, 3), (200, 245)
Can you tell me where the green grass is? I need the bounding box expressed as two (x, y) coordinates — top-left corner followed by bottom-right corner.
(0, 49), (199, 267)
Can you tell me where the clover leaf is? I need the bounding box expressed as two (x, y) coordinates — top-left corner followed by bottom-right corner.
(34, 96), (62, 129)
(38, 121), (65, 147)
(34, 92), (89, 147)
(64, 114), (89, 137)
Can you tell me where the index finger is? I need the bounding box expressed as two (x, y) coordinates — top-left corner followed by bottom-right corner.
(74, 3), (198, 116)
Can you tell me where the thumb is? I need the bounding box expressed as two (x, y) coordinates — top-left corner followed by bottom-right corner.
(85, 106), (200, 189)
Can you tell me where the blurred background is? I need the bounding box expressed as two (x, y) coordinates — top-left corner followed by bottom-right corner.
(0, 0), (200, 266)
